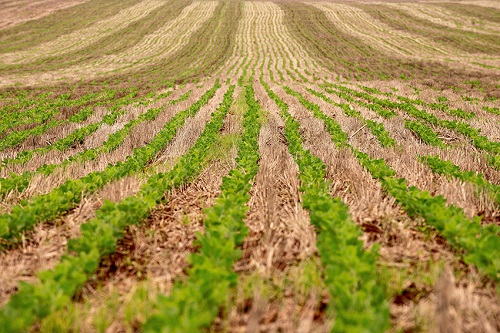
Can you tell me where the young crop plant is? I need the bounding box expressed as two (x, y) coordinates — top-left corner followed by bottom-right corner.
(169, 90), (192, 105)
(404, 120), (446, 147)
(0, 90), (119, 150)
(0, 91), (140, 164)
(0, 103), (169, 198)
(263, 78), (390, 333)
(365, 119), (396, 148)
(0, 82), (221, 244)
(361, 85), (477, 120)
(320, 84), (397, 118)
(143, 82), (262, 332)
(483, 106), (500, 116)
(0, 84), (235, 333)
(355, 151), (500, 284)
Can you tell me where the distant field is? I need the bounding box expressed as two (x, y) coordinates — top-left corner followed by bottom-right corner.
(0, 0), (499, 332)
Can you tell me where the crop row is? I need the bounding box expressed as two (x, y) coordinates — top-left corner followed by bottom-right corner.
(0, 83), (234, 333)
(287, 87), (500, 283)
(404, 120), (445, 147)
(320, 85), (397, 119)
(0, 82), (221, 244)
(483, 106), (500, 116)
(0, 101), (170, 198)
(357, 84), (476, 120)
(0, 89), (120, 142)
(324, 83), (500, 156)
(144, 82), (261, 332)
(304, 87), (396, 147)
(0, 90), (140, 166)
(421, 155), (500, 205)
(0, 88), (167, 175)
(263, 79), (390, 332)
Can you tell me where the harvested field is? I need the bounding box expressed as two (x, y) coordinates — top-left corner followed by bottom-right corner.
(0, 0), (499, 332)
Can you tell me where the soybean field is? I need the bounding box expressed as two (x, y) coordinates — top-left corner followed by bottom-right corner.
(0, 0), (499, 332)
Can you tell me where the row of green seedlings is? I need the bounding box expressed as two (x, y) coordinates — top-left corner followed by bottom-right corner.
(403, 119), (446, 147)
(169, 89), (192, 105)
(324, 83), (500, 156)
(262, 78), (390, 332)
(0, 90), (141, 165)
(0, 91), (55, 116)
(420, 155), (500, 206)
(482, 106), (500, 116)
(277, 42), (309, 83)
(0, 90), (121, 150)
(309, 85), (500, 217)
(0, 82), (221, 245)
(320, 85), (458, 148)
(0, 88), (180, 198)
(277, 42), (311, 83)
(286, 86), (500, 285)
(0, 90), (114, 134)
(0, 83), (176, 151)
(321, 85), (396, 119)
(0, 87), (182, 169)
(0, 83), (235, 333)
(304, 87), (396, 148)
(356, 84), (476, 120)
(0, 92), (60, 130)
(143, 82), (262, 332)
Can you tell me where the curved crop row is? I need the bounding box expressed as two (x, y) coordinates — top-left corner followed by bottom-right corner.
(144, 82), (261, 332)
(404, 119), (445, 147)
(0, 82), (221, 244)
(287, 87), (500, 283)
(421, 155), (500, 205)
(0, 99), (172, 198)
(304, 87), (396, 147)
(320, 85), (397, 119)
(324, 83), (500, 155)
(0, 90), (139, 165)
(0, 83), (235, 333)
(264, 79), (390, 332)
(0, 90), (116, 140)
(356, 84), (476, 120)
(483, 106), (500, 116)
(355, 151), (500, 282)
